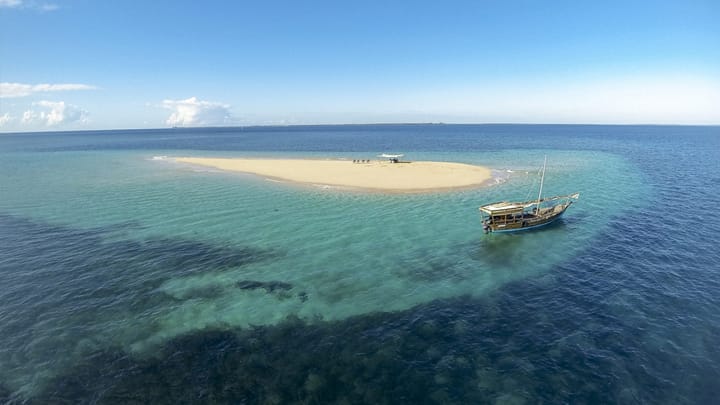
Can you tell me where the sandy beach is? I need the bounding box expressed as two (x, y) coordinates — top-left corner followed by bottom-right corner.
(175, 157), (493, 192)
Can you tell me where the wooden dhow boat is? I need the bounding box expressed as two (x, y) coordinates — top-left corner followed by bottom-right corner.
(479, 157), (579, 234)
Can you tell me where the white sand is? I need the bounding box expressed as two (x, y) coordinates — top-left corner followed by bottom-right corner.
(175, 157), (493, 192)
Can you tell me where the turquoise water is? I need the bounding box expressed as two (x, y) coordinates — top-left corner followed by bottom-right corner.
(1, 125), (718, 403)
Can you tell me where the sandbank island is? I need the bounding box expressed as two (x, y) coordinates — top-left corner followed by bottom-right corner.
(176, 157), (493, 193)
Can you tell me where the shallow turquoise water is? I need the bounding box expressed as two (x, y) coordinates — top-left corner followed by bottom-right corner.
(0, 125), (718, 403)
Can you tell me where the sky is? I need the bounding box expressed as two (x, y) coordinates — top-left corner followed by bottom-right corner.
(1, 0), (719, 131)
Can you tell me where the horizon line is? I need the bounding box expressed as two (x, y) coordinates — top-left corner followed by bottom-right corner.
(1, 121), (719, 135)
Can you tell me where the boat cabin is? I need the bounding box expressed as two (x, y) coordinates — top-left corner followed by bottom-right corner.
(480, 203), (529, 225)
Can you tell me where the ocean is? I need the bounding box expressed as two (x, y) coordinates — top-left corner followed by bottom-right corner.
(0, 124), (718, 403)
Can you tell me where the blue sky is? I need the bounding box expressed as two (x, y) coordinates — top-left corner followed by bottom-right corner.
(1, 0), (719, 131)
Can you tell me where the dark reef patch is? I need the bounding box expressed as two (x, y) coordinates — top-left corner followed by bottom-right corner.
(0, 214), (278, 315)
(21, 293), (660, 404)
(235, 280), (293, 293)
(0, 384), (12, 404)
(234, 279), (297, 301)
(0, 213), (280, 395)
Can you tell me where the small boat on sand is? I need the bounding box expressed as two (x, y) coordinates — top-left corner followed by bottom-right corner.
(479, 157), (579, 234)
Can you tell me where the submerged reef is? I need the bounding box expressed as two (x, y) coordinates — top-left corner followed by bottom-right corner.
(0, 384), (11, 403)
(28, 285), (693, 404)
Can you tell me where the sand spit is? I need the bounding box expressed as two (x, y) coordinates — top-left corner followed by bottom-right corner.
(175, 157), (493, 193)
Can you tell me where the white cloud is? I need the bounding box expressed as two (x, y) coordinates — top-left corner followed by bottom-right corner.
(0, 0), (22, 7)
(22, 100), (88, 126)
(0, 112), (13, 127)
(162, 97), (232, 127)
(21, 110), (37, 124)
(0, 82), (96, 98)
(0, 1), (59, 10)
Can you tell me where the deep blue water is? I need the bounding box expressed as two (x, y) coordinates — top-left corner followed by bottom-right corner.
(1, 124), (719, 404)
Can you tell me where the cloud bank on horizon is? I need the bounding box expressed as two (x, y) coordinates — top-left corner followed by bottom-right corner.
(0, 81), (232, 129)
(23, 100), (88, 126)
(0, 1), (718, 131)
(0, 82), (94, 129)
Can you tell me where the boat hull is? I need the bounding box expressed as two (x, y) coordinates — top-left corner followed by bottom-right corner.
(486, 210), (566, 233)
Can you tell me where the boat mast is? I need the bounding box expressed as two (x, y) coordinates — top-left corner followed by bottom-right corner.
(536, 155), (547, 211)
